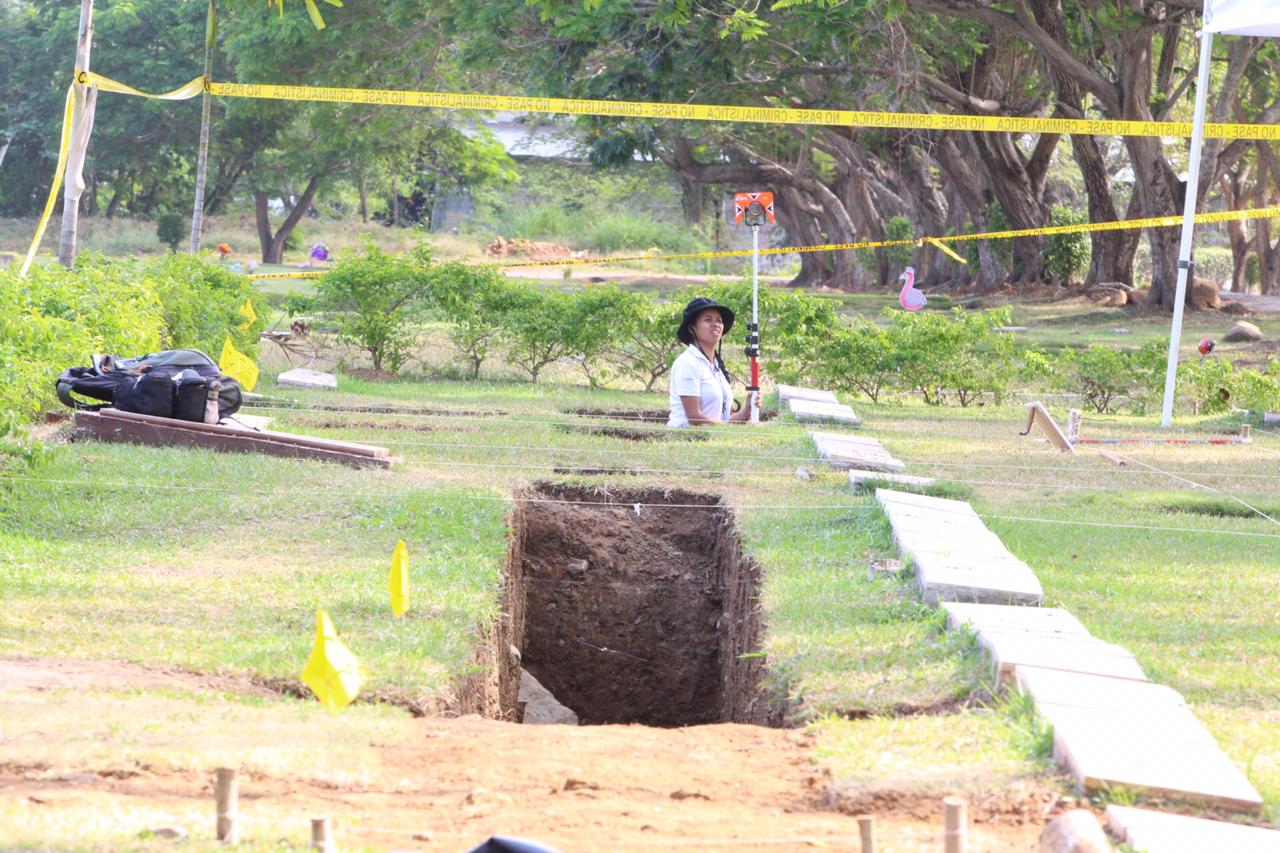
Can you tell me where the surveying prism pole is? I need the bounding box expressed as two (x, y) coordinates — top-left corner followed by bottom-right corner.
(749, 223), (761, 423)
(733, 191), (774, 425)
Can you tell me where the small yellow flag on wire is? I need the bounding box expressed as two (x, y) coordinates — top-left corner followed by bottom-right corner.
(300, 609), (364, 713)
(389, 539), (410, 618)
(219, 336), (259, 392)
(238, 299), (258, 328)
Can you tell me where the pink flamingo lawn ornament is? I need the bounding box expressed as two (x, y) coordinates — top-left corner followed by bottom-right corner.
(898, 266), (927, 311)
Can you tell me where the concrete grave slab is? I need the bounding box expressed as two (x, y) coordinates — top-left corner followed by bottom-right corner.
(1105, 805), (1280, 852)
(1015, 668), (1263, 813)
(277, 368), (338, 390)
(812, 432), (906, 472)
(789, 398), (861, 426)
(976, 630), (1147, 685)
(847, 469), (936, 489)
(943, 603), (1091, 637)
(776, 384), (839, 405)
(876, 489), (1045, 605)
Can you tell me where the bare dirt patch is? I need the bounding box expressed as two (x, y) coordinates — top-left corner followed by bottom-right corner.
(0, 709), (1054, 851)
(0, 656), (277, 699)
(568, 407), (778, 423)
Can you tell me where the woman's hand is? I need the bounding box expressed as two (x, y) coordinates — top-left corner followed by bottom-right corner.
(729, 392), (758, 423)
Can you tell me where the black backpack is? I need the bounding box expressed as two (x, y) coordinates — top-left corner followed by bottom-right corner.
(56, 349), (243, 423)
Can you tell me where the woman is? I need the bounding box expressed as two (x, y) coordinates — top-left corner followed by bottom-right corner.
(668, 297), (756, 427)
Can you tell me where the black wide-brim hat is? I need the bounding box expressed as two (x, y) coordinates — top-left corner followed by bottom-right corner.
(678, 297), (735, 344)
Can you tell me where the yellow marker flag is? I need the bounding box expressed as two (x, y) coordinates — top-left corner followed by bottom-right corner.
(389, 539), (410, 618)
(219, 336), (259, 392)
(239, 299), (258, 328)
(300, 609), (364, 713)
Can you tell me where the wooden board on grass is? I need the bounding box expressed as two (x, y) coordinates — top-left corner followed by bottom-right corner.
(976, 630), (1147, 685)
(776, 384), (839, 405)
(789, 398), (861, 426)
(1015, 667), (1263, 813)
(74, 410), (391, 470)
(812, 432), (905, 472)
(1105, 805), (1280, 852)
(877, 489), (1044, 605)
(942, 602), (1090, 637)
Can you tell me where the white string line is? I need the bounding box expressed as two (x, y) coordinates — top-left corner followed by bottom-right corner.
(238, 404), (1280, 477)
(7, 475), (1280, 539)
(1106, 450), (1280, 527)
(250, 430), (1280, 479)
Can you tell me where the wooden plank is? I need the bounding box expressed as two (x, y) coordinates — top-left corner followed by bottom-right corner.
(98, 408), (388, 458)
(812, 432), (905, 472)
(789, 398), (861, 426)
(1022, 402), (1076, 453)
(74, 412), (391, 470)
(1015, 668), (1263, 814)
(976, 630), (1147, 685)
(1105, 805), (1280, 852)
(876, 489), (1044, 605)
(221, 414), (272, 432)
(847, 469), (936, 489)
(942, 603), (1090, 637)
(776, 384), (839, 405)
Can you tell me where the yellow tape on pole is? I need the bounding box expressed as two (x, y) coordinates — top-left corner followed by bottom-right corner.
(19, 85), (76, 277)
(77, 70), (1280, 141)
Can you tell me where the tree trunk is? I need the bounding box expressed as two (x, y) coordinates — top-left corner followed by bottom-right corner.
(256, 174), (322, 263)
(358, 175), (369, 223)
(391, 179), (400, 226)
(0, 136), (9, 170)
(680, 177), (706, 224)
(189, 0), (217, 252)
(104, 179), (125, 219)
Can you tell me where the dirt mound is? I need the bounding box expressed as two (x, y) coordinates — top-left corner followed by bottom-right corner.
(484, 236), (581, 261)
(557, 423), (708, 442)
(0, 656), (277, 698)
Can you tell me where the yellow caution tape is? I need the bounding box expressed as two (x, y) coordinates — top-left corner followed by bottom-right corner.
(76, 70), (1280, 141)
(239, 206), (1280, 280)
(19, 85), (75, 276)
(77, 70), (206, 100)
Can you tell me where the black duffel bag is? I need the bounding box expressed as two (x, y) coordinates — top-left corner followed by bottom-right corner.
(56, 349), (243, 423)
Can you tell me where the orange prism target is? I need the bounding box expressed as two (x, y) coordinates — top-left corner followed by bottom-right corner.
(734, 191), (775, 225)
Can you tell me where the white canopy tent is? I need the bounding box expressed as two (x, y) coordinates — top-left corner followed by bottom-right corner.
(1160, 0), (1280, 426)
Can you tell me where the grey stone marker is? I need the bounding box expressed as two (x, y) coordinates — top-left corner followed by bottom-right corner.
(789, 398), (861, 425)
(278, 367), (338, 390)
(812, 432), (905, 472)
(776, 384), (839, 405)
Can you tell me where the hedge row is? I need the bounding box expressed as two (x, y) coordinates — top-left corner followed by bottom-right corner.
(0, 254), (263, 435)
(313, 246), (1280, 416)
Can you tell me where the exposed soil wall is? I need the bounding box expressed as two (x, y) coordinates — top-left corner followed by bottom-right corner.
(496, 482), (777, 726)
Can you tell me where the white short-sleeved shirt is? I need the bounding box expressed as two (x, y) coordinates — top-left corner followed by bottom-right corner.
(668, 344), (732, 427)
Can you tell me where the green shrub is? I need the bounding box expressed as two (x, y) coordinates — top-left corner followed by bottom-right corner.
(1046, 340), (1167, 413)
(315, 244), (435, 373)
(502, 285), (578, 382)
(816, 320), (895, 402)
(155, 213), (186, 251)
(1179, 356), (1280, 415)
(884, 216), (915, 270)
(0, 262), (164, 433)
(563, 286), (649, 387)
(1044, 206), (1091, 284)
(431, 263), (515, 379)
(608, 294), (688, 391)
(143, 253), (264, 358)
(1245, 253), (1260, 288)
(884, 307), (1016, 406)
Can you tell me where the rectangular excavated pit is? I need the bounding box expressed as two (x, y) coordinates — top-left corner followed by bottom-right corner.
(501, 483), (777, 727)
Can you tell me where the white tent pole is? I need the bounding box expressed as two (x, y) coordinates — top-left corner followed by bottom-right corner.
(1160, 29), (1215, 428)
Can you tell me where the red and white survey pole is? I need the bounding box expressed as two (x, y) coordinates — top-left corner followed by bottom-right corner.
(733, 191), (775, 424)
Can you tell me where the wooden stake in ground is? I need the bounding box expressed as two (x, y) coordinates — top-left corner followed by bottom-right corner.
(214, 767), (239, 844)
(857, 814), (875, 852)
(58, 0), (100, 269)
(943, 796), (967, 853)
(311, 816), (335, 852)
(1020, 402), (1075, 454)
